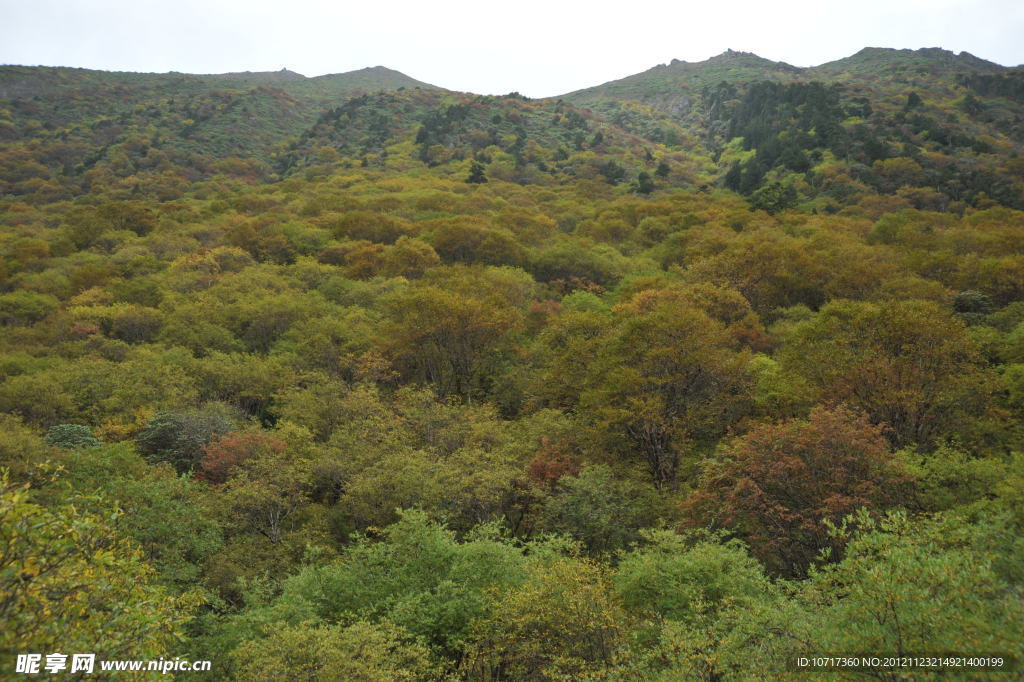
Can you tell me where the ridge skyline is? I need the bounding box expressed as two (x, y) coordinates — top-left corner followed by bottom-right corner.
(3, 46), (1021, 100)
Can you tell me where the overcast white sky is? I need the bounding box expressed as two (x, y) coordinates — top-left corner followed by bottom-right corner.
(2, 0), (1022, 98)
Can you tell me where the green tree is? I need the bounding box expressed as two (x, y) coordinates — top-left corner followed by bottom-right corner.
(539, 465), (664, 555)
(0, 476), (201, 658)
(0, 291), (59, 325)
(635, 171), (655, 195)
(611, 530), (790, 680)
(614, 530), (777, 626)
(466, 160), (488, 184)
(463, 558), (630, 680)
(599, 159), (627, 184)
(135, 409), (233, 473)
(0, 414), (60, 486)
(803, 510), (1024, 666)
(383, 283), (521, 402)
(750, 181), (797, 214)
(45, 424), (100, 449)
(211, 437), (313, 545)
(260, 511), (530, 659)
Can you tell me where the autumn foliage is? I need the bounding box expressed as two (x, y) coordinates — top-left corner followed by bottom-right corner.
(197, 431), (286, 484)
(2, 51), (1024, 679)
(683, 405), (911, 576)
(526, 436), (581, 489)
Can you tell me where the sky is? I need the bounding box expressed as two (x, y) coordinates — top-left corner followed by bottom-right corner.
(2, 0), (1022, 98)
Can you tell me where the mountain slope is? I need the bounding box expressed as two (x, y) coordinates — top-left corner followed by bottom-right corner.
(0, 64), (444, 192)
(0, 64), (439, 100)
(279, 88), (702, 189)
(810, 47), (1005, 78)
(0, 49), (1021, 213)
(558, 47), (1024, 212)
(563, 50), (804, 114)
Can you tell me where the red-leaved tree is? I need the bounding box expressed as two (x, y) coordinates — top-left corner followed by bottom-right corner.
(526, 437), (581, 490)
(197, 431), (286, 485)
(682, 405), (910, 577)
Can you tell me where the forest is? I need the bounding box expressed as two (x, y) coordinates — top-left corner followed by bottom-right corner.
(1, 47), (1023, 680)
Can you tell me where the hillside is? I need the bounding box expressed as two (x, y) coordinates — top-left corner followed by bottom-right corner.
(565, 47), (1011, 107)
(0, 64), (443, 195)
(811, 47), (1005, 77)
(563, 47), (1024, 213)
(1, 49), (1023, 680)
(0, 63), (438, 100)
(564, 49), (805, 108)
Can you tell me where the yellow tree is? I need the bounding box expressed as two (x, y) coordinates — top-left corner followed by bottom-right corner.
(780, 299), (1000, 449)
(582, 296), (752, 488)
(383, 274), (524, 403)
(0, 476), (200, 659)
(462, 559), (629, 680)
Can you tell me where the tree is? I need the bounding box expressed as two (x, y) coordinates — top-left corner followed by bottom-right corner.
(0, 371), (76, 428)
(0, 476), (200, 659)
(463, 559), (630, 680)
(683, 228), (828, 315)
(45, 424), (100, 449)
(582, 297), (751, 488)
(0, 414), (60, 486)
(380, 237), (441, 278)
(232, 621), (438, 682)
(330, 211), (412, 244)
(779, 299), (999, 449)
(466, 160), (488, 184)
(261, 511), (530, 659)
(198, 430), (286, 485)
(525, 436), (581, 489)
(528, 307), (613, 410)
(635, 171), (655, 195)
(683, 405), (910, 577)
(212, 438), (312, 545)
(539, 465), (664, 555)
(598, 159), (627, 184)
(959, 91), (984, 115)
(723, 162), (743, 191)
(383, 282), (521, 402)
(898, 443), (1007, 513)
(614, 530), (776, 625)
(0, 291), (59, 325)
(426, 216), (492, 264)
(803, 511), (1024, 663)
(953, 289), (993, 323)
(611, 530), (786, 679)
(50, 442), (226, 591)
(750, 181), (797, 214)
(94, 200), (156, 236)
(135, 409), (233, 473)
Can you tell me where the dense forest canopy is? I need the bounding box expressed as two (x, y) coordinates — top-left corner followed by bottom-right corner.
(2, 47), (1023, 679)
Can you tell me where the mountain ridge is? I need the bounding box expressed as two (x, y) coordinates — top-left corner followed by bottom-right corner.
(3, 46), (1019, 102)
(0, 63), (443, 100)
(1, 46), (1021, 212)
(562, 47), (1015, 105)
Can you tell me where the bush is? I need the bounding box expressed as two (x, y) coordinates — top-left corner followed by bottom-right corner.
(45, 424), (100, 449)
(136, 410), (233, 473)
